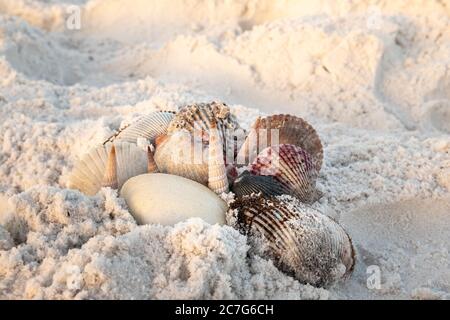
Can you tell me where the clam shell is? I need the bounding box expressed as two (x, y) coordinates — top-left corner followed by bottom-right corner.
(208, 125), (229, 194)
(238, 114), (323, 171)
(68, 142), (148, 195)
(231, 171), (292, 198)
(231, 194), (355, 287)
(250, 144), (321, 203)
(104, 111), (175, 145)
(120, 173), (227, 225)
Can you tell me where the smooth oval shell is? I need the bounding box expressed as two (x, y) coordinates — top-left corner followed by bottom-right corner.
(231, 194), (355, 287)
(104, 111), (175, 145)
(250, 144), (321, 203)
(120, 173), (227, 225)
(68, 142), (148, 195)
(238, 114), (323, 171)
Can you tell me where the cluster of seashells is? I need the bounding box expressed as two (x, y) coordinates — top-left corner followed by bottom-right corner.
(68, 101), (355, 287)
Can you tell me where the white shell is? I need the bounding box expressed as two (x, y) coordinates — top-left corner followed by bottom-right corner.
(68, 142), (148, 195)
(120, 173), (227, 225)
(104, 111), (175, 145)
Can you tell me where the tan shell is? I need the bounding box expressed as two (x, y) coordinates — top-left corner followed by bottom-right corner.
(208, 124), (229, 194)
(237, 114), (323, 171)
(120, 173), (227, 225)
(68, 142), (148, 195)
(103, 111), (175, 145)
(231, 194), (355, 287)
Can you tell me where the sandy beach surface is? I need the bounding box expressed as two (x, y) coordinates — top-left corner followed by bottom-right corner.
(0, 0), (449, 299)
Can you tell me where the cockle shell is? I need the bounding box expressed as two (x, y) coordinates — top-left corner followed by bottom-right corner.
(167, 101), (245, 159)
(68, 142), (148, 195)
(120, 173), (227, 225)
(231, 194), (355, 287)
(154, 129), (209, 184)
(237, 114), (323, 170)
(231, 171), (292, 198)
(154, 102), (244, 186)
(208, 123), (229, 194)
(103, 111), (175, 145)
(250, 144), (321, 203)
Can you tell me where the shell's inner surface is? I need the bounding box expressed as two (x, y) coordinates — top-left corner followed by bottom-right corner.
(68, 141), (148, 195)
(231, 194), (355, 287)
(103, 111), (175, 145)
(250, 144), (321, 203)
(237, 114), (323, 170)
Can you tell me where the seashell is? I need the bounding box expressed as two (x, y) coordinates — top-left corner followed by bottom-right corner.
(68, 142), (148, 195)
(120, 173), (227, 225)
(237, 114), (323, 171)
(167, 101), (245, 160)
(146, 145), (158, 173)
(250, 144), (321, 203)
(208, 122), (229, 194)
(231, 171), (292, 198)
(231, 194), (355, 287)
(154, 129), (209, 185)
(103, 111), (175, 145)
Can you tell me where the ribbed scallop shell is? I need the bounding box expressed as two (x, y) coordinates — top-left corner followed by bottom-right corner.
(154, 129), (209, 185)
(68, 142), (148, 195)
(231, 194), (355, 287)
(208, 125), (229, 194)
(231, 171), (292, 198)
(167, 101), (245, 159)
(250, 144), (320, 203)
(238, 114), (323, 171)
(103, 111), (175, 145)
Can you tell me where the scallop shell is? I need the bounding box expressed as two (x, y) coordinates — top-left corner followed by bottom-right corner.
(68, 142), (148, 195)
(168, 101), (245, 160)
(120, 173), (227, 225)
(231, 171), (292, 198)
(250, 144), (321, 203)
(154, 129), (208, 184)
(208, 123), (229, 194)
(237, 114), (323, 170)
(103, 111), (175, 145)
(231, 194), (355, 287)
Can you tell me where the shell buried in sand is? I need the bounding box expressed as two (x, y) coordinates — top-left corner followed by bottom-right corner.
(120, 173), (227, 225)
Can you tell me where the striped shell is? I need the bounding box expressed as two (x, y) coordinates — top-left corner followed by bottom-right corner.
(103, 111), (175, 145)
(231, 194), (355, 287)
(154, 129), (208, 184)
(167, 101), (245, 160)
(250, 144), (321, 203)
(231, 171), (292, 198)
(237, 114), (323, 170)
(208, 123), (229, 194)
(68, 142), (148, 195)
(154, 102), (244, 186)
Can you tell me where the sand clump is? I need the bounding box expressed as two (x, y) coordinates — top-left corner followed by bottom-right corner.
(0, 0), (449, 299)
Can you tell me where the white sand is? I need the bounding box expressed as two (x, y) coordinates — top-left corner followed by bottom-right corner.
(0, 0), (449, 300)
